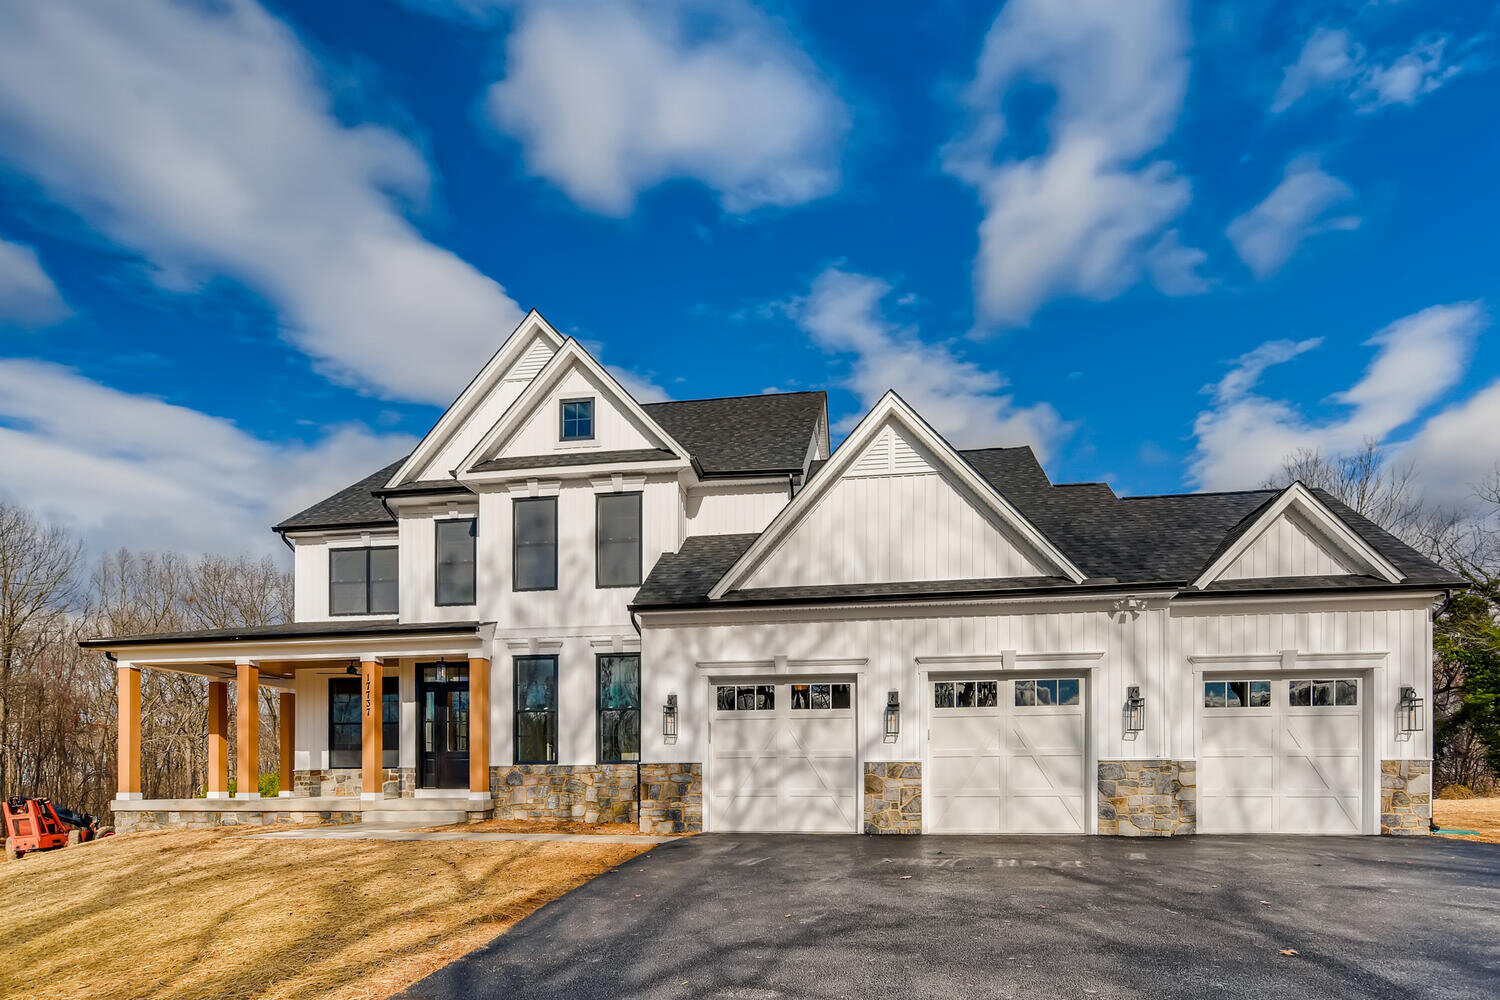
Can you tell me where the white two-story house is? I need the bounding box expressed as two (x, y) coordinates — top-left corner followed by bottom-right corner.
(88, 311), (1459, 836)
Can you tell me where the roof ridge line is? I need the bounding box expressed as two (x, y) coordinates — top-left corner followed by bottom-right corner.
(642, 389), (827, 405)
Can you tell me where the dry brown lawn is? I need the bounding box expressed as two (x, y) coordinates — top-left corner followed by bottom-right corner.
(0, 826), (649, 1000)
(1433, 797), (1500, 845)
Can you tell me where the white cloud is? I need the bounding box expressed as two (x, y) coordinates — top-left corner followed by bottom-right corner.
(1226, 157), (1360, 278)
(792, 267), (1071, 457)
(1398, 380), (1500, 508)
(0, 236), (70, 327)
(1274, 27), (1465, 113)
(0, 359), (415, 556)
(1146, 229), (1211, 296)
(944, 0), (1193, 326)
(1189, 301), (1486, 492)
(0, 0), (523, 404)
(484, 0), (847, 216)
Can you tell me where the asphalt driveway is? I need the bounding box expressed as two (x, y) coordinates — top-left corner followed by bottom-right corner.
(399, 834), (1500, 1000)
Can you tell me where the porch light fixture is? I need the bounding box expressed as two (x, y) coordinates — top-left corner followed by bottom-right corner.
(1398, 686), (1424, 735)
(884, 691), (900, 742)
(345, 659), (359, 676)
(662, 693), (678, 742)
(1124, 686), (1145, 738)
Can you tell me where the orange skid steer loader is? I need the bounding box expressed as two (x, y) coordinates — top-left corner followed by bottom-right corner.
(3, 797), (110, 859)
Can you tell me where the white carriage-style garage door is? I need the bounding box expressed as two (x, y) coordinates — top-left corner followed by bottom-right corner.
(1199, 676), (1365, 834)
(708, 681), (859, 833)
(926, 677), (1088, 834)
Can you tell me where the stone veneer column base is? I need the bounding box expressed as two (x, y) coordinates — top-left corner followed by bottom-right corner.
(293, 767), (414, 798)
(863, 762), (921, 834)
(1380, 760), (1432, 835)
(1098, 760), (1196, 836)
(639, 763), (703, 834)
(488, 764), (639, 825)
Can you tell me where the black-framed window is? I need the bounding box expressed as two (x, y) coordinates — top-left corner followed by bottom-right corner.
(329, 546), (397, 616)
(515, 655), (558, 764)
(329, 676), (398, 768)
(596, 492), (642, 588)
(435, 518), (477, 606)
(597, 653), (640, 763)
(561, 398), (594, 441)
(513, 497), (558, 591)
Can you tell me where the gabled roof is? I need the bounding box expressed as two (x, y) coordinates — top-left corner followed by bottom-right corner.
(1190, 482), (1403, 589)
(387, 310), (565, 490)
(634, 443), (1465, 610)
(704, 391), (1088, 600)
(455, 337), (691, 479)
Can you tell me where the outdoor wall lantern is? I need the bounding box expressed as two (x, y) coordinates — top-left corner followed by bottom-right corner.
(1398, 685), (1424, 735)
(344, 659), (359, 676)
(663, 693), (678, 742)
(1124, 686), (1145, 738)
(884, 690), (900, 742)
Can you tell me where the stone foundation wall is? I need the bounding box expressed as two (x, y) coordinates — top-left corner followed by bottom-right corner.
(639, 762), (702, 834)
(1098, 760), (1196, 836)
(113, 806), (359, 833)
(864, 762), (921, 834)
(293, 767), (414, 798)
(1381, 759), (1432, 835)
(488, 764), (638, 824)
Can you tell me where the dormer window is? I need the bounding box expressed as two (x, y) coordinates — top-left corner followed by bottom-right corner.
(561, 398), (594, 441)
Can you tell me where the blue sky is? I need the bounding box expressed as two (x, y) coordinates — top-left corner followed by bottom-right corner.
(0, 0), (1497, 556)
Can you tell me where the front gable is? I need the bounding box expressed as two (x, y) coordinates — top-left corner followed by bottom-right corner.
(709, 393), (1085, 597)
(388, 311), (564, 487)
(457, 339), (690, 479)
(1193, 483), (1404, 588)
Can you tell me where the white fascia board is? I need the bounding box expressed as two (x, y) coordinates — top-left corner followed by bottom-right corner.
(462, 457), (691, 487)
(705, 391), (1086, 599)
(387, 310), (565, 489)
(454, 338), (692, 477)
(1190, 482), (1404, 589)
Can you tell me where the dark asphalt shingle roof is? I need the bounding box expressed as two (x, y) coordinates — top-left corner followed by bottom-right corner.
(643, 391), (825, 476)
(471, 448), (678, 473)
(276, 392), (826, 532)
(633, 445), (1463, 609)
(274, 458), (405, 532)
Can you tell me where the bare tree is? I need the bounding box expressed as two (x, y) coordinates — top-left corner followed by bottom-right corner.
(0, 502), (82, 797)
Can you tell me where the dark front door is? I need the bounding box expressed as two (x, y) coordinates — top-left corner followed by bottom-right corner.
(418, 661), (469, 789)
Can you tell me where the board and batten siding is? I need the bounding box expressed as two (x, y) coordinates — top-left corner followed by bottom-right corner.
(398, 503), (481, 623)
(1217, 510), (1359, 580)
(741, 471), (1052, 588)
(637, 596), (1434, 779)
(492, 365), (665, 459)
(291, 533), (399, 623)
(684, 480), (791, 537)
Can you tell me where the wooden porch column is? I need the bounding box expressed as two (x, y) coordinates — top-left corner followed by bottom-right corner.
(278, 691), (295, 797)
(361, 659), (383, 797)
(235, 661), (260, 798)
(207, 680), (230, 797)
(116, 663), (141, 799)
(469, 658), (490, 796)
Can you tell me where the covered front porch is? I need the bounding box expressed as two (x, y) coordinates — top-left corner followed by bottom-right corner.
(81, 620), (497, 830)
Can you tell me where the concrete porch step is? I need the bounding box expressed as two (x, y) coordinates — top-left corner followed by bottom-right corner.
(360, 796), (481, 826)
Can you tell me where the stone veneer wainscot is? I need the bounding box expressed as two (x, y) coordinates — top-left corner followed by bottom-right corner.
(1097, 760), (1196, 836)
(639, 762), (702, 834)
(489, 764), (638, 825)
(293, 767), (415, 798)
(863, 762), (921, 834)
(1380, 759), (1432, 835)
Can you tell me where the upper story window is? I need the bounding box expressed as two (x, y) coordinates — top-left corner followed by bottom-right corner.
(560, 398), (594, 441)
(329, 545), (397, 616)
(596, 492), (642, 588)
(435, 518), (477, 606)
(514, 497), (558, 591)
